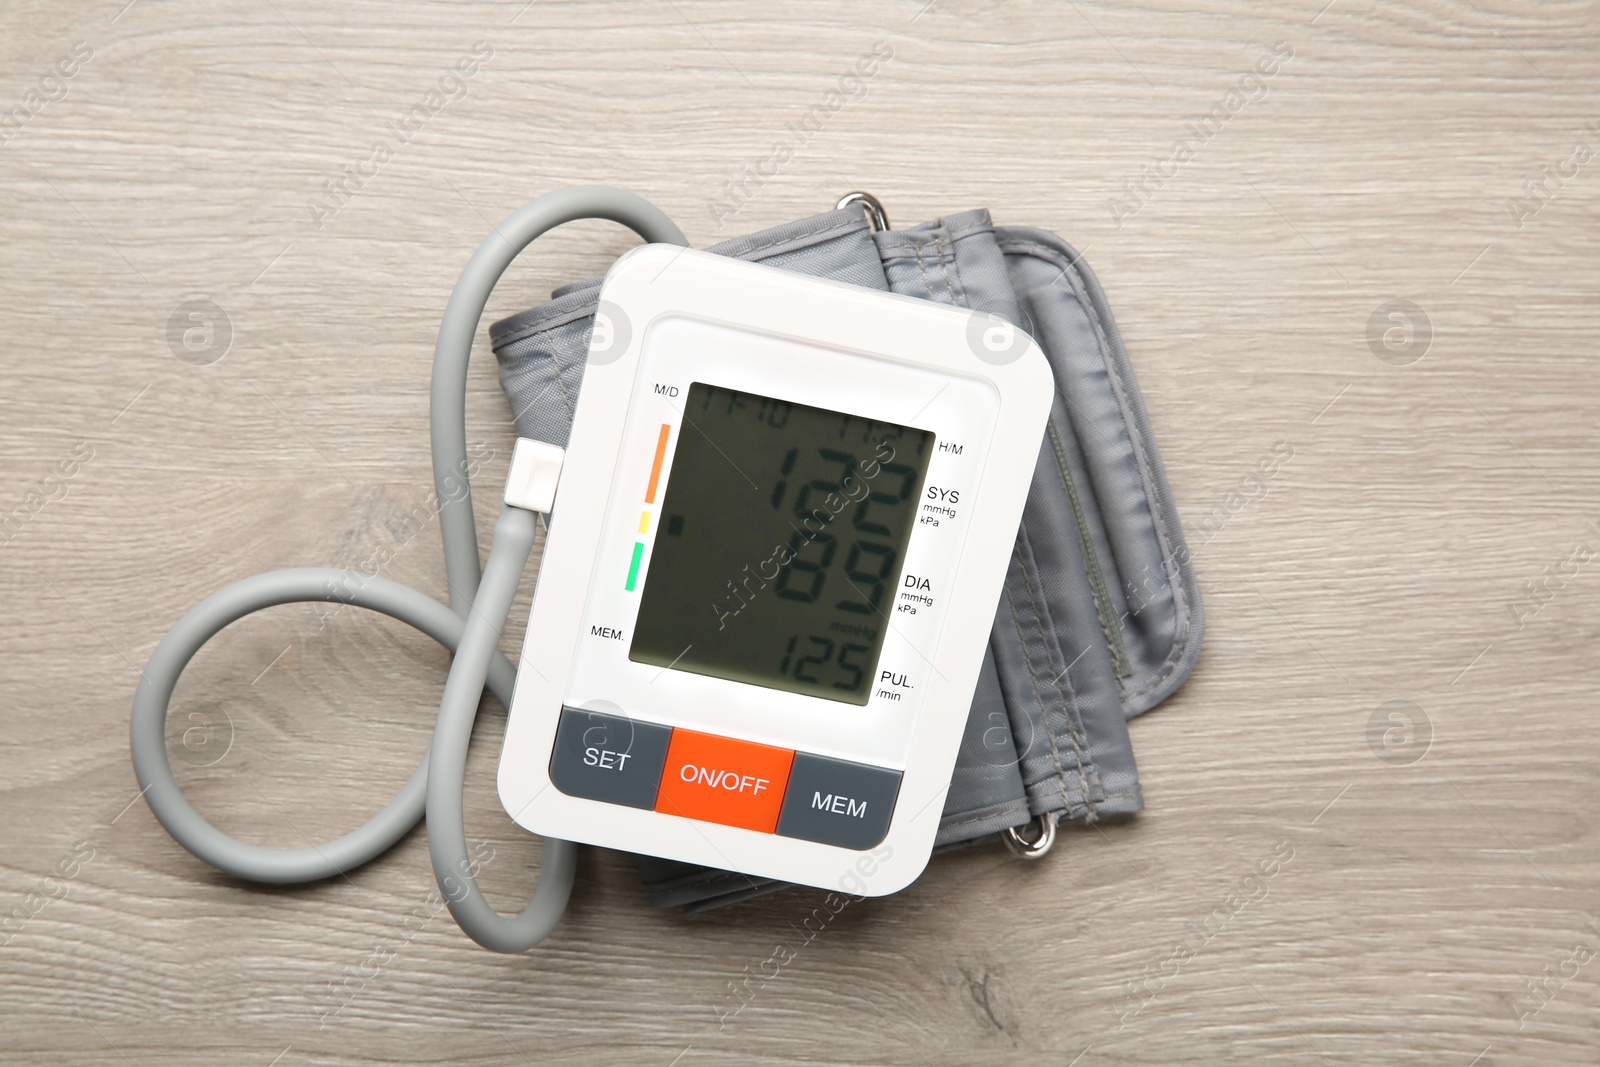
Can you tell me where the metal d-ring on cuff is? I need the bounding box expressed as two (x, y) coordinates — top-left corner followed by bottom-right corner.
(1001, 812), (1059, 859)
(836, 190), (890, 233)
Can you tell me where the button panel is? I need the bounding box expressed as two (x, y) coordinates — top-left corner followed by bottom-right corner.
(548, 708), (902, 850)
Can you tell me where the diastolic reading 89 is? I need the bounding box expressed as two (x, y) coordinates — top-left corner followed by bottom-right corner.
(630, 382), (934, 706)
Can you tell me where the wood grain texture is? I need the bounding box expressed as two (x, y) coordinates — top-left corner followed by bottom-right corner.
(2, 0), (1597, 1062)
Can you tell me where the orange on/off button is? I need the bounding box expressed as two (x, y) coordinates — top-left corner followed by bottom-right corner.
(654, 728), (795, 833)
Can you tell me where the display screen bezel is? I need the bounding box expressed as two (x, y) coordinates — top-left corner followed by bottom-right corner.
(551, 310), (1005, 771)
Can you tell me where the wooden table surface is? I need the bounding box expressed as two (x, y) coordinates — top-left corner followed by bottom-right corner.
(3, 1), (1597, 1063)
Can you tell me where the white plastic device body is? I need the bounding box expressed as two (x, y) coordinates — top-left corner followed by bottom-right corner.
(497, 245), (1052, 896)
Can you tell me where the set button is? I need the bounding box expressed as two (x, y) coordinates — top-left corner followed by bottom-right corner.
(547, 707), (673, 809)
(546, 706), (901, 849)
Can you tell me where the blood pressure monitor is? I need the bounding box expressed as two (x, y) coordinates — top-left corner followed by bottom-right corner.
(497, 245), (1053, 896)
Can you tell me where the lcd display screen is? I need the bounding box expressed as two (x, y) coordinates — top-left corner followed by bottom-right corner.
(630, 383), (934, 705)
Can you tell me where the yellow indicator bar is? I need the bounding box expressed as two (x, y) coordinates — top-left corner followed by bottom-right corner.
(637, 511), (650, 534)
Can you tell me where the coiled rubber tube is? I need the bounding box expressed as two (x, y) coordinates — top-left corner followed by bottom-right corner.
(130, 186), (689, 951)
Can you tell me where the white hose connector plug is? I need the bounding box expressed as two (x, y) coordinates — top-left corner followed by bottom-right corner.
(504, 438), (565, 514)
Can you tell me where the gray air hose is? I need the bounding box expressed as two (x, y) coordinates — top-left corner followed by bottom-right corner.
(130, 186), (689, 951)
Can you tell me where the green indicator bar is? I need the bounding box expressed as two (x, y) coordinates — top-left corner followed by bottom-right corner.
(624, 541), (645, 591)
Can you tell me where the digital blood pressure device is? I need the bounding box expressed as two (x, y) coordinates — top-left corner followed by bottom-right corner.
(498, 246), (1052, 894)
(129, 187), (1066, 952)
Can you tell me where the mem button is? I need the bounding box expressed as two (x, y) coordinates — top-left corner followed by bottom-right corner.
(548, 707), (672, 809)
(654, 729), (794, 833)
(776, 753), (901, 851)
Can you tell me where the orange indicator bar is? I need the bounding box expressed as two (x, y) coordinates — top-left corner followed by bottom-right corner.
(644, 423), (671, 503)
